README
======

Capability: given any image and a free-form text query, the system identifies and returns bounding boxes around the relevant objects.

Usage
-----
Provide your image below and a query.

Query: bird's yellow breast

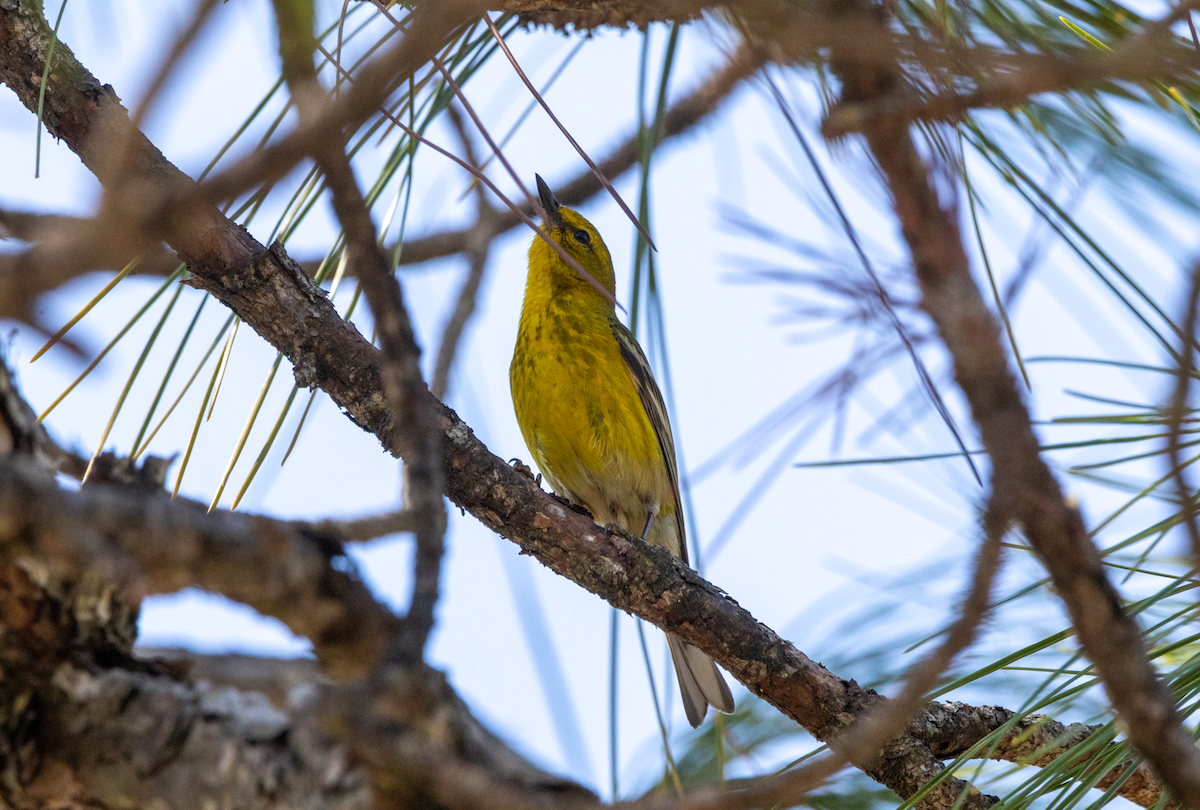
[511,297,670,535]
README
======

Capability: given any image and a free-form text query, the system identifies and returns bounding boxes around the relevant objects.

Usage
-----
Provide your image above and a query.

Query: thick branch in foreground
[0,454,398,681]
[30,662,369,810]
[0,611,585,810]
[0,352,593,810]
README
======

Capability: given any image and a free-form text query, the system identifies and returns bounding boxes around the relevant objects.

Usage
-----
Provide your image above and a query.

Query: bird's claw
[508,457,541,486]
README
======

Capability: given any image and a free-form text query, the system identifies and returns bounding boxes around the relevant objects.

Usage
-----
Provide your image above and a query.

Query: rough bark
[0,355,593,810]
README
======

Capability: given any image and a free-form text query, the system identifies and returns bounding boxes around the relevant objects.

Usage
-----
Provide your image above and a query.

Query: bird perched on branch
[510,174,735,728]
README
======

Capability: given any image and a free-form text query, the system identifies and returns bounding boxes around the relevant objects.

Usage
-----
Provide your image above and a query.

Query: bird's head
[529,174,617,301]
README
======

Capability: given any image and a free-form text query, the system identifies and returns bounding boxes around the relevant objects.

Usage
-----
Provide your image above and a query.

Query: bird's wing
[610,318,688,565]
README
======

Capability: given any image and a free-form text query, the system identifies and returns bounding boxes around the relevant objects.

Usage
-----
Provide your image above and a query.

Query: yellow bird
[510,175,735,728]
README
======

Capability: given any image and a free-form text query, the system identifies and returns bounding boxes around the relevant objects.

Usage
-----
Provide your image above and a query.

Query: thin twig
[128,0,223,132]
[431,105,495,400]
[368,0,539,210]
[194,0,490,211]
[309,509,420,542]
[458,38,586,202]
[394,41,762,266]
[431,227,491,401]
[95,0,223,267]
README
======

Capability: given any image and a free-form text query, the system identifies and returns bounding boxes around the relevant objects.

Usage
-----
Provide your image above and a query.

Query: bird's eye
[573,228,591,246]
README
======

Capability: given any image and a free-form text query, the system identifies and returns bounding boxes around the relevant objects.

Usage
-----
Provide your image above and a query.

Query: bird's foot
[508,458,542,487]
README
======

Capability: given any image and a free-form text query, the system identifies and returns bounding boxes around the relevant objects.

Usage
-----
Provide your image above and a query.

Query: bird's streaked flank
[510,174,734,728]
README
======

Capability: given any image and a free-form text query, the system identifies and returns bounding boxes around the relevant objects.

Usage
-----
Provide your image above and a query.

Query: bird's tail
[666,634,735,728]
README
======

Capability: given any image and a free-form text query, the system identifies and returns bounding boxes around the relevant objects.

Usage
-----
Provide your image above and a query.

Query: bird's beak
[535,174,562,229]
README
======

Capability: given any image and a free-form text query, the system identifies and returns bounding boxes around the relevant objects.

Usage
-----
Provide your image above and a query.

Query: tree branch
[431,103,497,400]
[27,661,369,810]
[0,453,398,680]
[916,702,1170,809]
[821,0,1200,136]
